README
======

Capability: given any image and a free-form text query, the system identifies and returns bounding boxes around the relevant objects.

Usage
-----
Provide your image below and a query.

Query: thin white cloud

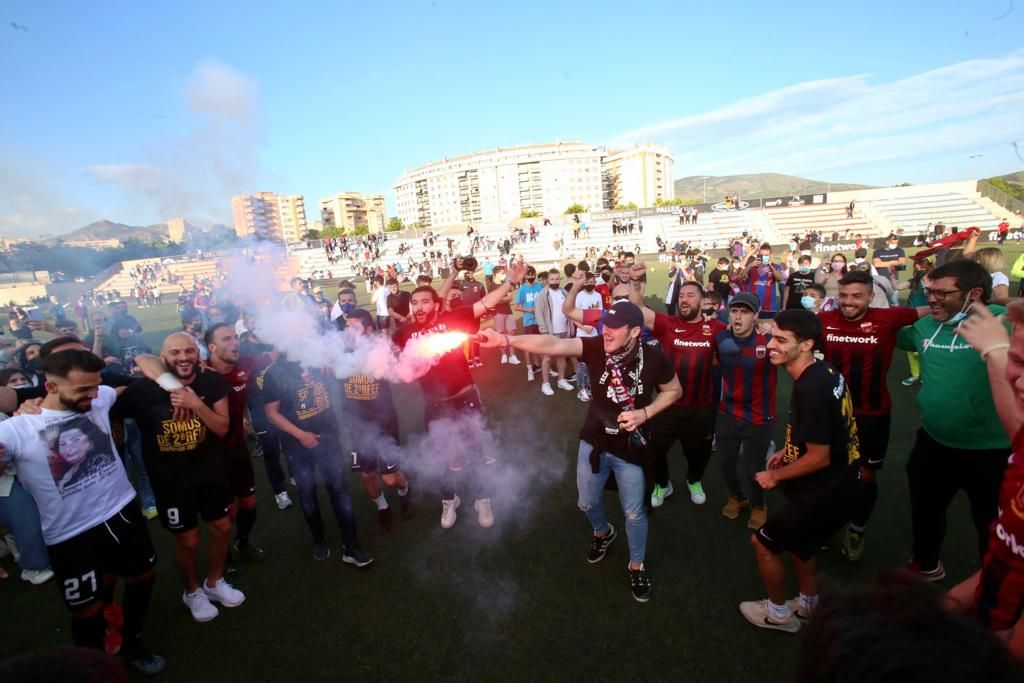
[614,49,1024,178]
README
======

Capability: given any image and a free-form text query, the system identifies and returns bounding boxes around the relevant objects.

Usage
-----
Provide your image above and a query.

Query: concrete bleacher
[765,202,878,242]
[862,192,1002,234]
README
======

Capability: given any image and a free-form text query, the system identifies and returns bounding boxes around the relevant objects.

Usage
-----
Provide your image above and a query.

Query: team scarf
[604,337,647,447]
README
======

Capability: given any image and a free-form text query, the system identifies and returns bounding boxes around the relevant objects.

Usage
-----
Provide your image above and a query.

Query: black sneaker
[378,506,393,533]
[341,547,375,568]
[224,551,242,576]
[121,641,167,676]
[312,542,331,561]
[233,540,266,561]
[586,524,617,564]
[628,563,651,603]
[399,488,414,520]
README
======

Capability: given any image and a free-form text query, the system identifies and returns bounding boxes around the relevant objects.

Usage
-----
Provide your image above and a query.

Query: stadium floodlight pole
[700,176,709,203]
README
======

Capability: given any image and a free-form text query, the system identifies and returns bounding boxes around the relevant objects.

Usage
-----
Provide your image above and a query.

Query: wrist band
[156,372,184,391]
[981,343,1010,360]
[642,407,649,421]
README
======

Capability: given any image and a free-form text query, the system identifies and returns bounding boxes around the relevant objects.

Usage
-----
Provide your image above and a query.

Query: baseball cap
[599,301,644,329]
[729,292,761,313]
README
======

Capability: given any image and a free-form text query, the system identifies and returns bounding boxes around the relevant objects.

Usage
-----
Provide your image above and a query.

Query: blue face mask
[340,302,356,314]
[800,295,817,310]
[799,266,810,274]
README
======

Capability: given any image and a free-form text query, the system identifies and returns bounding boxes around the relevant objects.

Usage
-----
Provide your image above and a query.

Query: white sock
[798,593,818,611]
[372,494,388,510]
[397,486,409,497]
[768,600,790,620]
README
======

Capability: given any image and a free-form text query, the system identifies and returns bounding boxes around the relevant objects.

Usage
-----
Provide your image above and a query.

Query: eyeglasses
[923,287,962,301]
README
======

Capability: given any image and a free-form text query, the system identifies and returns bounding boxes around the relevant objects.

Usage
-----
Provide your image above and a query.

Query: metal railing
[978,180,1024,216]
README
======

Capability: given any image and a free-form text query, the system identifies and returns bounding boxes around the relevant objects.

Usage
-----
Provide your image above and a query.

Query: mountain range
[55,220,171,244]
[673,173,874,201]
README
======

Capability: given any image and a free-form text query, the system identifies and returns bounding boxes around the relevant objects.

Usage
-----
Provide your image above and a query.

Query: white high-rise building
[393,142,674,228]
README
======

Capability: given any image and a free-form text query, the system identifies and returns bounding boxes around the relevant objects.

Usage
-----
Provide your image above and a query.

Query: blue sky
[2,1,1023,236]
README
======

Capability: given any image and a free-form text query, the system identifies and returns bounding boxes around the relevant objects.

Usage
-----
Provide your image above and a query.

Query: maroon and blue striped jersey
[716,330,776,425]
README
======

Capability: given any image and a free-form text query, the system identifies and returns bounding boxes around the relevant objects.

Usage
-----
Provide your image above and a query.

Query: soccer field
[0,259,1000,681]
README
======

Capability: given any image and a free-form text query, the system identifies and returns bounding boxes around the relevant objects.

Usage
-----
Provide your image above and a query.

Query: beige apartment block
[320,192,387,234]
[231,192,307,243]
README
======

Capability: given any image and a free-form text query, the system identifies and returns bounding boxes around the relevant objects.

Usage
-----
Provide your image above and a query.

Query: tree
[303,229,320,240]
[564,203,585,215]
[520,210,540,218]
[655,197,697,207]
[386,217,404,232]
[613,202,638,210]
[352,224,369,236]
[319,227,346,238]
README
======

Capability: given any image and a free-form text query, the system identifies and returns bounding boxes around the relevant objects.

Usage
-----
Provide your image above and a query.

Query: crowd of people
[3,225,1024,679]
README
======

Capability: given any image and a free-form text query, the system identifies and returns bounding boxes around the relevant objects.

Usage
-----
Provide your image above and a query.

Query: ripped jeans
[576,440,647,564]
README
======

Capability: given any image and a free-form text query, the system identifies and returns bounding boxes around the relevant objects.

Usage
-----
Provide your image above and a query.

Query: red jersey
[392,306,477,402]
[976,429,1024,632]
[652,312,724,408]
[819,307,919,416]
[219,354,271,448]
[594,283,612,310]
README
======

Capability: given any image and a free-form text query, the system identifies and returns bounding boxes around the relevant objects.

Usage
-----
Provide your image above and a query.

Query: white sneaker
[541,383,554,396]
[549,369,559,378]
[203,578,245,608]
[577,388,592,402]
[527,367,535,382]
[687,481,707,505]
[20,568,54,585]
[501,354,508,364]
[474,499,494,528]
[507,355,521,365]
[441,495,461,529]
[274,491,293,510]
[651,482,674,508]
[183,588,220,623]
[557,379,574,391]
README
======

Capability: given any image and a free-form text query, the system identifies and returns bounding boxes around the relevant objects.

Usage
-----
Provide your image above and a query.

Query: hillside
[674,173,874,201]
[56,220,169,244]
[989,170,1024,200]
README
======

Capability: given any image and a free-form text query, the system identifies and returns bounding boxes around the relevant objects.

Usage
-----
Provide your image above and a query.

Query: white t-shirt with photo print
[0,385,136,545]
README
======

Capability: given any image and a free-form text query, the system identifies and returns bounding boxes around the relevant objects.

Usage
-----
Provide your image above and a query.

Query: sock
[121,576,155,650]
[798,593,819,612]
[849,523,867,534]
[236,507,257,544]
[70,613,106,649]
[768,600,790,620]
[853,479,879,529]
[372,494,389,510]
[397,486,409,497]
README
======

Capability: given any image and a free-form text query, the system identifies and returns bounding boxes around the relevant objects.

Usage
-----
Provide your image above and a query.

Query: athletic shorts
[354,420,402,475]
[424,386,483,424]
[224,444,257,499]
[47,501,156,612]
[148,459,232,534]
[523,324,540,335]
[756,479,862,561]
[854,412,891,470]
[494,313,517,335]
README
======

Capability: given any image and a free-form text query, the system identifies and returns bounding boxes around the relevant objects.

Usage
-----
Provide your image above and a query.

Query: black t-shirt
[708,267,732,299]
[579,336,675,463]
[872,247,906,279]
[262,361,338,437]
[487,281,512,314]
[785,271,816,309]
[114,369,230,469]
[455,279,485,306]
[780,361,861,503]
[341,373,398,432]
[392,307,477,402]
[387,291,411,317]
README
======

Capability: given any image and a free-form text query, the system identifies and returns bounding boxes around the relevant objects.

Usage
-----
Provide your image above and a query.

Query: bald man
[114,332,245,623]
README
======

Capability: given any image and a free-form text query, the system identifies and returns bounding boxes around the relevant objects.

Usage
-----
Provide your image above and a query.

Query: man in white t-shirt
[0,349,165,674]
[371,275,390,331]
[573,271,603,401]
[534,269,575,396]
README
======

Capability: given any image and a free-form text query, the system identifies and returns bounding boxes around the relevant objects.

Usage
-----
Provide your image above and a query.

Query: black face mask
[26,357,43,373]
[584,285,596,292]
[526,277,536,283]
[549,283,560,290]
[702,308,717,317]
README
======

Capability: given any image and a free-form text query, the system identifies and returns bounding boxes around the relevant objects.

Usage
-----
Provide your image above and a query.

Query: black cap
[599,301,644,329]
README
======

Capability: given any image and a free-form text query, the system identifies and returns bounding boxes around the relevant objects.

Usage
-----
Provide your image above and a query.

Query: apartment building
[230,192,308,243]
[320,192,387,234]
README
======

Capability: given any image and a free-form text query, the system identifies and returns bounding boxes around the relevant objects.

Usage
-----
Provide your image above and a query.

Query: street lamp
[969,154,984,180]
[699,176,710,203]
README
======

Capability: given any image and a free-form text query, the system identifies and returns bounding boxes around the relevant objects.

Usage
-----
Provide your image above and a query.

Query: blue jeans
[0,479,50,570]
[575,361,591,392]
[576,441,648,564]
[283,436,357,550]
[123,420,156,511]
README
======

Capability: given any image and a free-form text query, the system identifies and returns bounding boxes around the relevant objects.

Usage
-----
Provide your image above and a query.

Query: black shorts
[148,458,232,534]
[424,386,483,424]
[47,501,156,612]
[756,479,862,561]
[224,444,257,499]
[523,324,540,335]
[854,412,891,470]
[353,420,402,475]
